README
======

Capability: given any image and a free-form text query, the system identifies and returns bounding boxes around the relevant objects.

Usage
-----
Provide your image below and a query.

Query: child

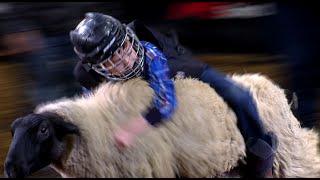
[70,12,278,177]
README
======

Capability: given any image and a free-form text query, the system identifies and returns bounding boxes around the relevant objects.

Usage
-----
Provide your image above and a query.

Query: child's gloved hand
[114,115,151,150]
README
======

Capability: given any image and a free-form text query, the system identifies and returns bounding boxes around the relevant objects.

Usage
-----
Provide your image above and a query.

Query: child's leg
[200,66,265,139]
[200,65,278,177]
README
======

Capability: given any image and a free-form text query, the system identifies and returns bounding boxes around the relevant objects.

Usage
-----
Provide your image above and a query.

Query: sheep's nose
[4,160,14,178]
[4,159,26,178]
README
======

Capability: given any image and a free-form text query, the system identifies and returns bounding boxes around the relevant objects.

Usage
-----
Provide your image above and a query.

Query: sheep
[4,73,320,178]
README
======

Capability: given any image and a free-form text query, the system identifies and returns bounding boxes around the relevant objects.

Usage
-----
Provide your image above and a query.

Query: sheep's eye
[38,125,49,141]
[40,127,47,134]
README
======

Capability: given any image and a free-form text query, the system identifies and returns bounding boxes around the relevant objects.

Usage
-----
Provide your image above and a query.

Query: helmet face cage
[90,26,144,81]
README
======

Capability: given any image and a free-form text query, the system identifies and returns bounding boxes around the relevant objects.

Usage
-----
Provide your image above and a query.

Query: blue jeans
[200,66,266,141]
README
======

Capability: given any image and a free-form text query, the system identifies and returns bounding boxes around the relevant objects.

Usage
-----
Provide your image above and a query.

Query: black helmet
[70,12,144,81]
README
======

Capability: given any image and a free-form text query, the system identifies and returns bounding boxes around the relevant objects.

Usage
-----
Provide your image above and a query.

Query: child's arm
[114,42,177,149]
[143,51,177,126]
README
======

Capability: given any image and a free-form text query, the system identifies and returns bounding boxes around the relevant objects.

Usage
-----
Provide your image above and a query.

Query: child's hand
[114,128,135,149]
[114,116,151,150]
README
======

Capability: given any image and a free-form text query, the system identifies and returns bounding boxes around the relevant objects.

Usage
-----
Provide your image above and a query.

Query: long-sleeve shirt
[140,41,177,126]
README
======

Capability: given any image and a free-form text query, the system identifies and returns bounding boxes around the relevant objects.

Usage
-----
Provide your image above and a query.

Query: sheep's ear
[52,118,80,137]
[42,112,80,139]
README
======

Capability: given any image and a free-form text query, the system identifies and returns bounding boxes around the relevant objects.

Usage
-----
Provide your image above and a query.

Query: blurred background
[0,2,319,177]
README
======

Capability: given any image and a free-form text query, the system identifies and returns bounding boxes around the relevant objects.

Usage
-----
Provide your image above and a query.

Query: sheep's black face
[4,112,79,178]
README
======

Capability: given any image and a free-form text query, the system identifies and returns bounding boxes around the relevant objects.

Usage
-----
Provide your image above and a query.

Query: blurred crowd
[0,2,319,128]
[0,2,128,104]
